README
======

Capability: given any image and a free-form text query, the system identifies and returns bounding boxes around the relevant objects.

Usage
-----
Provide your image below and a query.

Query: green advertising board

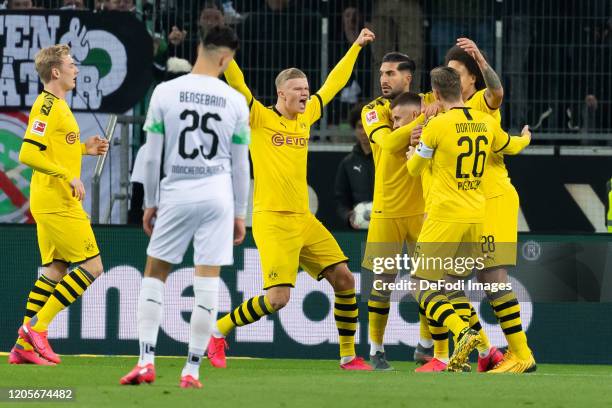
[1,225,611,364]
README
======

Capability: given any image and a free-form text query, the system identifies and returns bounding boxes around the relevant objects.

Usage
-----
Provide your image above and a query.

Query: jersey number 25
[179,109,221,160]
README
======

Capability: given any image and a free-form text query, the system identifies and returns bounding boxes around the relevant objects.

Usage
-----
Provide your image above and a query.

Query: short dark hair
[430,66,462,101]
[444,45,485,90]
[349,102,365,128]
[199,25,239,51]
[390,92,421,110]
[382,52,416,74]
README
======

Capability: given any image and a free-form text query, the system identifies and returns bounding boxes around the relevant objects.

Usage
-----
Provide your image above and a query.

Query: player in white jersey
[120,26,250,389]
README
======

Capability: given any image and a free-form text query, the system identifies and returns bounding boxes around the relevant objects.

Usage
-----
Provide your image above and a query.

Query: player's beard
[385,87,403,100]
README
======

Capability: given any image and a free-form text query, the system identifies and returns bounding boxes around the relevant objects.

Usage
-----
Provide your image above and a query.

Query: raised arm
[316,28,375,106]
[457,37,504,109]
[224,59,255,107]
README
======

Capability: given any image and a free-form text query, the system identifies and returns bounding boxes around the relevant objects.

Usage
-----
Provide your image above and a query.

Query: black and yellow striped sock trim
[489,291,523,335]
[418,288,466,336]
[335,289,358,336]
[469,306,482,332]
[447,290,472,323]
[419,307,433,342]
[335,289,357,358]
[24,275,58,320]
[368,287,391,313]
[426,317,449,341]
[50,266,95,308]
[228,295,273,327]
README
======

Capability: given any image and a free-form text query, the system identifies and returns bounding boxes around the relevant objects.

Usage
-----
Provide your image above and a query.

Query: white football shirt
[143,73,250,207]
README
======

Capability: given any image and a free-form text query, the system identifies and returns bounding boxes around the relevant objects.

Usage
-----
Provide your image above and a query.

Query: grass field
[1,355,611,408]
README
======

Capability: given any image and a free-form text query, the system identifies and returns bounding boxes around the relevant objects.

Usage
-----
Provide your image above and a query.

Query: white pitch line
[529,373,612,378]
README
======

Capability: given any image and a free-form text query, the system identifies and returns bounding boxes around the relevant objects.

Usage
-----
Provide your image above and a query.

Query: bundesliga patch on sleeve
[30,120,47,136]
[365,110,379,125]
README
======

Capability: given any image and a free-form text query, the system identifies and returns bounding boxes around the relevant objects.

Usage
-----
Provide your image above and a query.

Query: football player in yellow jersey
[360,53,438,370]
[406,66,530,372]
[389,93,450,371]
[410,40,505,372]
[9,45,109,366]
[445,40,536,373]
[409,39,535,373]
[206,28,376,371]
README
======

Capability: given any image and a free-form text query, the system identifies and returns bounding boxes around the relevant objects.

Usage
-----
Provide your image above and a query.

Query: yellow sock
[447,290,471,323]
[367,292,390,346]
[469,305,491,354]
[418,307,433,343]
[335,289,358,358]
[16,275,58,350]
[418,288,467,338]
[488,290,531,360]
[428,318,449,360]
[32,267,94,331]
[216,295,273,336]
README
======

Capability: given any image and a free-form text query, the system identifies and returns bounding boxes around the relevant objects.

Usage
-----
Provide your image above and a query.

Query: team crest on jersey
[30,120,47,136]
[365,110,379,125]
[40,94,55,116]
[84,238,95,252]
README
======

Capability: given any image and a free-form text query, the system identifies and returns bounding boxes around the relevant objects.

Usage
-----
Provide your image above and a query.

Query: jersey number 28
[179,109,221,160]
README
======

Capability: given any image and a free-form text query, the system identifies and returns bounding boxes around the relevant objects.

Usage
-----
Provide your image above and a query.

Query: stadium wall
[1,225,611,364]
[308,150,612,233]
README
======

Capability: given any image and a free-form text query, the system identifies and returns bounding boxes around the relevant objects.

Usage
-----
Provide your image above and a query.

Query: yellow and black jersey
[224,43,364,213]
[20,90,85,214]
[361,92,434,219]
[407,107,528,223]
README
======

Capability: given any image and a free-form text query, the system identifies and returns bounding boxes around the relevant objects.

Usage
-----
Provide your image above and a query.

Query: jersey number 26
[456,135,488,179]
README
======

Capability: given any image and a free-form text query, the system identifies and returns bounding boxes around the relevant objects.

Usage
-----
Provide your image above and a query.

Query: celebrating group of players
[361,38,535,373]
[9,22,534,388]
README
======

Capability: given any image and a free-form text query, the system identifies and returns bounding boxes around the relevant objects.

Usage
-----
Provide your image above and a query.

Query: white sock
[182,347,205,379]
[190,276,220,363]
[419,338,434,348]
[369,340,384,355]
[340,356,355,365]
[137,277,165,366]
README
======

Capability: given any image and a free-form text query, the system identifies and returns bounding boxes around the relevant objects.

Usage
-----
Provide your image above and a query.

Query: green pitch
[0,356,610,408]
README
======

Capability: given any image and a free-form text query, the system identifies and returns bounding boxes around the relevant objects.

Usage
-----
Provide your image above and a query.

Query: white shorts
[147,199,234,265]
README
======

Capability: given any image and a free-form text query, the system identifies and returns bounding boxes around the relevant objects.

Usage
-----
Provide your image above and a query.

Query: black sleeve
[334,159,354,226]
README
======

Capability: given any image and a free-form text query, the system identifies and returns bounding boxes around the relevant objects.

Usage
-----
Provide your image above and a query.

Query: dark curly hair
[444,45,485,91]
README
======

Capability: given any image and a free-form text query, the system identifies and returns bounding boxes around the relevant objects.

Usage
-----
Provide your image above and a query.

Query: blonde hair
[275,68,306,89]
[35,44,71,83]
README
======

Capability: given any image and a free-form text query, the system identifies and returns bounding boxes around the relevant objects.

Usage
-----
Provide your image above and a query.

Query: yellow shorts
[362,215,424,271]
[413,219,482,281]
[252,211,348,289]
[34,211,100,266]
[482,188,519,268]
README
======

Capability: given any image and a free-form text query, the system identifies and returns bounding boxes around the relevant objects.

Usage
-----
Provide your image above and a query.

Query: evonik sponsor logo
[271,133,307,147]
